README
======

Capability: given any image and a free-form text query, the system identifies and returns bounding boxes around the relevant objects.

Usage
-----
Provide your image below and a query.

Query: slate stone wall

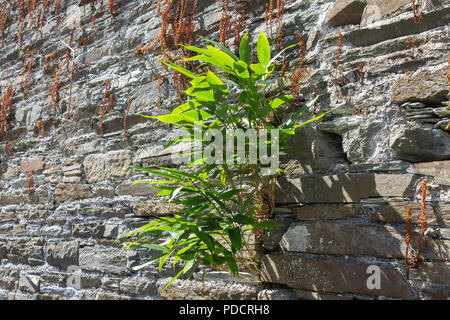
[0,0,448,300]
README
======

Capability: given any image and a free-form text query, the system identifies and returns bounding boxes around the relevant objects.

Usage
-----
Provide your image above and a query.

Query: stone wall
[0,0,449,300]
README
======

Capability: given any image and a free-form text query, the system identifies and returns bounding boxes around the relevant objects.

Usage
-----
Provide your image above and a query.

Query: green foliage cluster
[119,31,325,288]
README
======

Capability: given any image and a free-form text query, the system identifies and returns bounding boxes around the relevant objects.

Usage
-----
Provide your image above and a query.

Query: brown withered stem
[22,52,35,98]
[51,61,62,111]
[40,0,50,28]
[109,93,115,113]
[233,0,246,48]
[21,47,30,77]
[26,0,37,32]
[6,141,14,157]
[37,119,45,136]
[290,31,306,96]
[275,0,287,72]
[157,75,162,106]
[0,9,7,47]
[415,179,427,260]
[405,205,412,265]
[406,36,416,59]
[406,178,428,268]
[108,0,118,18]
[136,0,198,99]
[123,98,133,141]
[219,0,231,46]
[66,19,76,71]
[447,55,450,110]
[43,51,56,74]
[359,62,365,85]
[55,0,60,33]
[334,32,343,86]
[0,86,16,141]
[99,79,110,136]
[27,169,35,196]
[264,0,274,38]
[411,0,422,23]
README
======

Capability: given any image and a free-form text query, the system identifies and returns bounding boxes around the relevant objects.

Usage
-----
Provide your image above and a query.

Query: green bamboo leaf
[163,269,184,290]
[233,60,249,79]
[224,254,238,275]
[197,36,239,61]
[250,63,266,76]
[239,32,251,65]
[270,95,293,109]
[257,31,270,66]
[227,227,243,253]
[160,59,197,79]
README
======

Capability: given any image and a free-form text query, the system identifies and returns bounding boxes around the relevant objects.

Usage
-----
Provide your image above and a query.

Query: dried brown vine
[290,31,306,95]
[99,78,110,136]
[416,179,428,259]
[123,98,133,141]
[6,141,14,157]
[27,169,35,196]
[0,86,16,141]
[334,32,343,86]
[219,0,231,46]
[0,9,7,46]
[51,61,62,111]
[447,55,450,110]
[37,118,45,136]
[108,0,118,18]
[406,36,416,59]
[411,0,423,23]
[359,62,365,85]
[405,179,429,268]
[405,205,412,264]
[66,19,76,71]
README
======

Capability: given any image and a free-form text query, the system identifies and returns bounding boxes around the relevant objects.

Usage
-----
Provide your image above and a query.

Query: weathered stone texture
[277,221,449,260]
[83,150,132,183]
[276,174,419,204]
[0,0,449,301]
[261,254,415,299]
[45,241,79,269]
[326,0,367,27]
[54,184,92,203]
[79,247,134,275]
[391,65,449,105]
[360,0,410,27]
[132,201,183,217]
[19,157,45,173]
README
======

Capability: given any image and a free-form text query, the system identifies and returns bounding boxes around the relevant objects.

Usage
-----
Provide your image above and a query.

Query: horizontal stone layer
[261,254,415,298]
[277,221,449,260]
[275,173,420,204]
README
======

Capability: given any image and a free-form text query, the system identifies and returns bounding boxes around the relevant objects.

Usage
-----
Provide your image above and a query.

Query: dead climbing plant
[107,0,118,18]
[406,36,416,59]
[27,169,35,196]
[290,31,306,96]
[447,55,450,110]
[219,0,231,46]
[136,0,199,101]
[123,98,133,142]
[0,86,16,142]
[98,78,110,136]
[334,32,343,87]
[37,118,45,136]
[359,62,365,85]
[404,179,428,268]
[264,0,274,38]
[411,0,423,23]
[51,61,62,111]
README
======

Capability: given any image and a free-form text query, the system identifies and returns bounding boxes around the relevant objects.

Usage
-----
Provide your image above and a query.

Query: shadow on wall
[264,130,449,299]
